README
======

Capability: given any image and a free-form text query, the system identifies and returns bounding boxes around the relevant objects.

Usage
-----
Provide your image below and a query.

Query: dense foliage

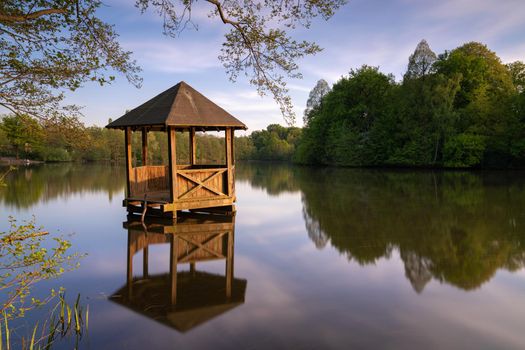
[0,114,255,163]
[0,115,120,162]
[296,41,525,168]
[0,116,300,163]
[237,124,302,161]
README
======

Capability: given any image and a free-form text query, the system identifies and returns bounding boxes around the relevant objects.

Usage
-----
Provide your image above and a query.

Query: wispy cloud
[124,39,222,73]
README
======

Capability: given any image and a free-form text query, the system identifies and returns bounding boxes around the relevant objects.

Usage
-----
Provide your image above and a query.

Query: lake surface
[1,162,525,349]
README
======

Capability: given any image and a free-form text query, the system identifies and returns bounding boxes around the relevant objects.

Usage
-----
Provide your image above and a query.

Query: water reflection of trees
[239,162,525,292]
[0,163,125,208]
[236,161,300,195]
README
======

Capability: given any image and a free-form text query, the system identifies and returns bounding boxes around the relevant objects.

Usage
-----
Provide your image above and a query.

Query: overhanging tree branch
[0,8,67,22]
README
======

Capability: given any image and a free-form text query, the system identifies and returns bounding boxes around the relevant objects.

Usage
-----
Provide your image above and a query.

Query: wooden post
[167,127,178,217]
[231,129,235,165]
[170,234,178,305]
[225,128,233,196]
[231,129,235,198]
[190,262,196,275]
[143,246,149,278]
[141,128,148,166]
[225,229,234,299]
[126,231,133,299]
[125,127,132,197]
[189,127,196,165]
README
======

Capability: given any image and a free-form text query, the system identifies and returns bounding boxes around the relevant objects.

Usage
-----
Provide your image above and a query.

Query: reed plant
[0,292,88,350]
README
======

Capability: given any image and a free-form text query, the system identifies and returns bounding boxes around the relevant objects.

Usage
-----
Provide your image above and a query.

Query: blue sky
[66,0,525,132]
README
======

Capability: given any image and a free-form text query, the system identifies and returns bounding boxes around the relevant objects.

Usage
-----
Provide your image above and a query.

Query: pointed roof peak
[106,82,247,130]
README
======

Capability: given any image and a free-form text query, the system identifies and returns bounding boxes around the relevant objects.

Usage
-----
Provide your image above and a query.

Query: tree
[304,79,331,126]
[248,124,301,160]
[1,1,347,124]
[507,61,525,93]
[506,61,525,164]
[435,42,515,166]
[404,39,437,80]
[137,0,346,124]
[296,66,395,165]
[435,42,514,112]
[0,0,141,120]
[0,125,8,153]
[41,115,90,158]
[392,73,460,166]
[0,114,44,159]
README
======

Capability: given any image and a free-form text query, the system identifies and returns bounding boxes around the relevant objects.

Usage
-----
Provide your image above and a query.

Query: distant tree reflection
[0,163,125,208]
[239,162,525,292]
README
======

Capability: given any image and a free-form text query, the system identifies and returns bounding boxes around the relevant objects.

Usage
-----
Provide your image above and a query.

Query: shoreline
[0,157,45,166]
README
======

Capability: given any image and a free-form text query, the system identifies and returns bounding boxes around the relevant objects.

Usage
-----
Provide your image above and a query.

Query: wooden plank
[189,127,196,165]
[177,167,227,173]
[141,128,148,166]
[177,195,230,203]
[167,127,178,205]
[143,246,149,278]
[125,127,132,197]
[176,197,234,210]
[190,205,236,216]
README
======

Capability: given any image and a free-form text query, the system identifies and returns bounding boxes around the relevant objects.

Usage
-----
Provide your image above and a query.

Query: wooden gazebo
[110,214,247,332]
[106,81,247,219]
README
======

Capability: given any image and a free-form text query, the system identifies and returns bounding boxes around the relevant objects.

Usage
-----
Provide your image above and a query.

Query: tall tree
[507,61,525,93]
[0,114,44,159]
[404,39,437,80]
[296,66,395,166]
[304,79,331,126]
[435,42,515,166]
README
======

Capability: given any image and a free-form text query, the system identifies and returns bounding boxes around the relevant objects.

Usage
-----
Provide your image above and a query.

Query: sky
[64,0,525,132]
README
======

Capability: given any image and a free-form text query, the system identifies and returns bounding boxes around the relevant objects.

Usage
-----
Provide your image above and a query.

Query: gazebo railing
[176,167,228,201]
[129,165,232,202]
[129,165,169,197]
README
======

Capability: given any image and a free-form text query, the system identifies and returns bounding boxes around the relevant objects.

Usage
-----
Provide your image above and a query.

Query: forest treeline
[0,115,235,164]
[297,41,525,168]
[0,110,301,163]
[1,41,523,168]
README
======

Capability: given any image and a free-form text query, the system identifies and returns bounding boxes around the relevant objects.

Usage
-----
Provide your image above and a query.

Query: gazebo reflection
[110,213,247,332]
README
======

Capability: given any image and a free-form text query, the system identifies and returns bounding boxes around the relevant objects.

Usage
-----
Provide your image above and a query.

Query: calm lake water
[2,162,525,349]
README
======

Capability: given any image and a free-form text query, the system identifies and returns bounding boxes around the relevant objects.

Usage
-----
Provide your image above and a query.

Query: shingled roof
[106,81,247,130]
